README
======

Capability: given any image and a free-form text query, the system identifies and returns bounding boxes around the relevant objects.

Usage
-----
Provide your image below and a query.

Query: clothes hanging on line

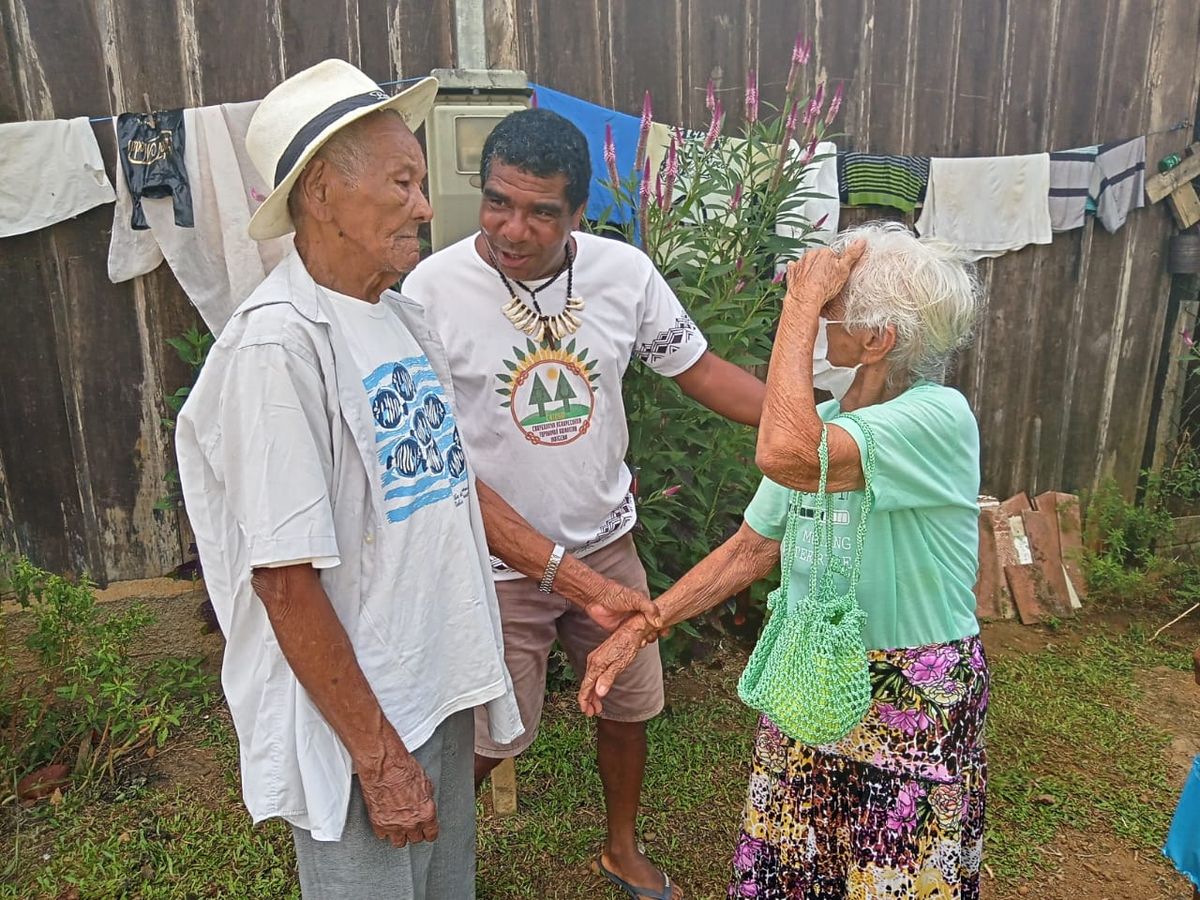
[916,154,1052,259]
[838,152,929,212]
[1090,136,1145,233]
[0,117,116,239]
[1048,145,1099,232]
[108,101,292,335]
[116,110,194,230]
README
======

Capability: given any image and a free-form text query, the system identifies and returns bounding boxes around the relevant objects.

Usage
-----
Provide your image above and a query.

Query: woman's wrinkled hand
[785,240,867,313]
[578,618,655,717]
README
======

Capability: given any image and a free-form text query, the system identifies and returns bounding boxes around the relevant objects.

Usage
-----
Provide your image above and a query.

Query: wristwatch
[538,543,566,593]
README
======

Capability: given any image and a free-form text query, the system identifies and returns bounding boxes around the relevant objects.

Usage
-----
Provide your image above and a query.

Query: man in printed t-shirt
[403,108,766,899]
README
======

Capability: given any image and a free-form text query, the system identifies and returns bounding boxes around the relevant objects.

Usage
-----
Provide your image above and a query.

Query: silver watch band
[538,543,566,593]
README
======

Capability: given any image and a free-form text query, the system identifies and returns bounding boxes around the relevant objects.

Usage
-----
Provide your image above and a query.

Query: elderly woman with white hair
[579,222,987,898]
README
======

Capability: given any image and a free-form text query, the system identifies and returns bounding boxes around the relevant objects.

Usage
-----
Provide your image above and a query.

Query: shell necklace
[486,237,585,348]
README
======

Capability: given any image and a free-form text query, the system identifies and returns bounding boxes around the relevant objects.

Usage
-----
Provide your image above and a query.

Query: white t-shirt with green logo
[403,231,707,578]
[744,383,981,650]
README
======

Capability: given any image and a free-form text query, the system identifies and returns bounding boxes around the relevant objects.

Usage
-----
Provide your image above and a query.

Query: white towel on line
[0,117,116,238]
[916,154,1052,259]
[107,101,291,336]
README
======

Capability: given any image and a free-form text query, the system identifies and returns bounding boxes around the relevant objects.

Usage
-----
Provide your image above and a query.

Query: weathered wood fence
[1,0,1198,581]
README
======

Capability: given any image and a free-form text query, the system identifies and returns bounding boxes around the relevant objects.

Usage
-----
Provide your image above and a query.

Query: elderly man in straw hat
[175,60,659,899]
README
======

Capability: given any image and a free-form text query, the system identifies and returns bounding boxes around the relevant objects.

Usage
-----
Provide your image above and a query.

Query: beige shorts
[475,534,665,758]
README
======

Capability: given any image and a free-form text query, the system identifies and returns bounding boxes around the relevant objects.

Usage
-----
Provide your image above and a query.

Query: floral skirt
[728,635,989,899]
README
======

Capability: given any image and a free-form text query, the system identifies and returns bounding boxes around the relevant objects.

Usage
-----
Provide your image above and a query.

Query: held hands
[578,617,657,717]
[584,579,662,634]
[356,738,439,848]
[784,240,867,315]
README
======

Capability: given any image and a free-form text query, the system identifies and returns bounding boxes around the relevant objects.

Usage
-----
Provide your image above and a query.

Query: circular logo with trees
[496,339,599,446]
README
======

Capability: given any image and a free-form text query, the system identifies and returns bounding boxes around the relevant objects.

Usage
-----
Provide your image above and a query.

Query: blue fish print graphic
[365,356,468,523]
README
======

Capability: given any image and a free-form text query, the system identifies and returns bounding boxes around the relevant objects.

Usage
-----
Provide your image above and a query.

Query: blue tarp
[531,83,643,224]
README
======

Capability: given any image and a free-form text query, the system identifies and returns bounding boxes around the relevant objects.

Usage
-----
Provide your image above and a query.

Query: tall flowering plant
[596,37,844,647]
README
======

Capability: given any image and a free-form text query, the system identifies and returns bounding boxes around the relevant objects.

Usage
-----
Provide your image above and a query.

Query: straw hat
[246,59,437,240]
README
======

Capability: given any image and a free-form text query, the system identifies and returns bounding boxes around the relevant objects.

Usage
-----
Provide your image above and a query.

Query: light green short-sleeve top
[743,383,981,651]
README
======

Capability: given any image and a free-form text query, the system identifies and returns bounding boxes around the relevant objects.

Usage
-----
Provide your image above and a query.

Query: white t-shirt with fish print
[323,287,472,523]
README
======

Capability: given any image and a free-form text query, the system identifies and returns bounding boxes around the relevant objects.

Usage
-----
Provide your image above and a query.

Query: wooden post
[491,757,518,816]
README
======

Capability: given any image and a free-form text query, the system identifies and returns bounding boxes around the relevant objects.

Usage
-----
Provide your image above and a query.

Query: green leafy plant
[1080,476,1195,607]
[156,325,213,512]
[0,556,214,796]
[597,38,836,663]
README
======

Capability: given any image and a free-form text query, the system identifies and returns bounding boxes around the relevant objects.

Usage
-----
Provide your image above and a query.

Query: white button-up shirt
[176,251,522,841]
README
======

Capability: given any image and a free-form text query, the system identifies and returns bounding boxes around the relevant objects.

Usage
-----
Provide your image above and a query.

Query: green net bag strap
[804,411,879,603]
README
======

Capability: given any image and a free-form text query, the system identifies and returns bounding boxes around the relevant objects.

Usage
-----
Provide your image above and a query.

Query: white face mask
[812,317,861,401]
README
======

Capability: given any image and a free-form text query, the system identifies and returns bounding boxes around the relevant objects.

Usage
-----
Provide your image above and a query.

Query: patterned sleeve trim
[635,314,703,367]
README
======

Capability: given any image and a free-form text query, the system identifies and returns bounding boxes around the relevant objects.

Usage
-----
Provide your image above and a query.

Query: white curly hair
[829,221,983,389]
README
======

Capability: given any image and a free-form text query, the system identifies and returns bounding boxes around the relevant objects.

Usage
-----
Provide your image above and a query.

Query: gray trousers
[291,710,475,900]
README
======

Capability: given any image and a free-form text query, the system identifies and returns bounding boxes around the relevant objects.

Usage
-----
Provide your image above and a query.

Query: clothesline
[84,75,430,124]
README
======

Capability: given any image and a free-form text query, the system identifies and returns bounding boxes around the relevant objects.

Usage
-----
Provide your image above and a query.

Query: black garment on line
[116,110,193,230]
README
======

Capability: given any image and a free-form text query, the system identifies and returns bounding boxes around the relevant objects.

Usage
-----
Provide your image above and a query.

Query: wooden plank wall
[0,0,1197,580]
[503,0,1200,499]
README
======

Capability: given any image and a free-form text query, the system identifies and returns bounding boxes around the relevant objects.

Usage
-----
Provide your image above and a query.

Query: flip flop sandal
[594,855,675,900]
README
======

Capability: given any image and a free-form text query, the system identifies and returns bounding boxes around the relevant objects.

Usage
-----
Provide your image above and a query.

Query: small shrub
[0,556,214,796]
[1080,477,1199,608]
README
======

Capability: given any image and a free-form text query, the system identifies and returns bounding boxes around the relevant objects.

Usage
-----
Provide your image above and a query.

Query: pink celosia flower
[826,82,844,126]
[799,136,819,166]
[796,35,812,67]
[634,90,653,170]
[729,182,744,210]
[638,156,652,251]
[603,123,619,189]
[785,33,811,97]
[663,484,682,497]
[663,133,679,205]
[704,99,723,150]
[745,69,759,126]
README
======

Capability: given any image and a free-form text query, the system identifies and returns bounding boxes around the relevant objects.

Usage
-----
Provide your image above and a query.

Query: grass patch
[984,625,1188,882]
[0,623,1190,898]
[476,671,757,898]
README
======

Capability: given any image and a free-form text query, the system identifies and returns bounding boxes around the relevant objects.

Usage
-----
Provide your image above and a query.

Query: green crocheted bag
[737,413,877,744]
